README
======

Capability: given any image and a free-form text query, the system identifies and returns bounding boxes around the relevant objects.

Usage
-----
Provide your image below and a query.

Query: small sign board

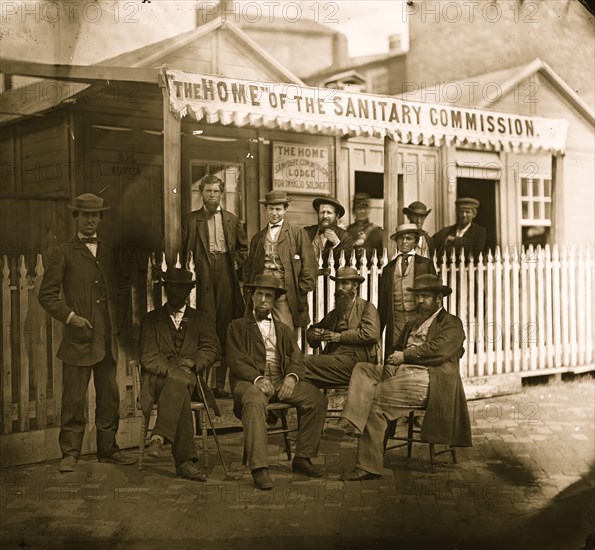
[272,141,331,195]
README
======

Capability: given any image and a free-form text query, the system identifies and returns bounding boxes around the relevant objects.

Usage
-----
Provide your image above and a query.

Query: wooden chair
[383,408,457,474]
[323,386,349,420]
[133,361,210,470]
[241,402,297,465]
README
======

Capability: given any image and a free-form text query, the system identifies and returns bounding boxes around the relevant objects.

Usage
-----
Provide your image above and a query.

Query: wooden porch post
[384,136,399,258]
[162,84,182,264]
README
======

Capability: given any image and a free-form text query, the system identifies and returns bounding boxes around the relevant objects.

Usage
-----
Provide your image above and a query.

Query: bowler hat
[244,274,287,297]
[403,201,431,217]
[352,193,370,209]
[455,197,480,210]
[162,268,196,286]
[390,223,421,241]
[260,190,292,205]
[330,266,365,284]
[312,197,345,218]
[406,274,452,296]
[68,193,111,212]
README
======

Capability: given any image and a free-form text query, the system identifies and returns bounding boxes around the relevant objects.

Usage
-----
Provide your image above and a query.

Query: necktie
[80,237,99,243]
[270,224,280,229]
[401,255,409,272]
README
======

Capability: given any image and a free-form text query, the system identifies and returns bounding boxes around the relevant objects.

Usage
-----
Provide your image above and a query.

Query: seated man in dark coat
[432,197,487,260]
[331,274,472,481]
[139,268,220,481]
[304,197,354,272]
[227,274,328,490]
[305,267,380,388]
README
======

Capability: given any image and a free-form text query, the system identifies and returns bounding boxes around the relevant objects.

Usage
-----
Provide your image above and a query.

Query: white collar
[168,304,187,316]
[398,250,416,257]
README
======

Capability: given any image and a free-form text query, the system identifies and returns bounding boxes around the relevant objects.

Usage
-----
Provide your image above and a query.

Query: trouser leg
[153,372,196,445]
[304,352,357,388]
[238,382,270,471]
[340,362,384,433]
[170,389,198,466]
[92,353,121,457]
[59,363,92,458]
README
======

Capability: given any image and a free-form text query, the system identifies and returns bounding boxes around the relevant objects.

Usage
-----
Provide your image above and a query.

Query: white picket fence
[1,244,593,435]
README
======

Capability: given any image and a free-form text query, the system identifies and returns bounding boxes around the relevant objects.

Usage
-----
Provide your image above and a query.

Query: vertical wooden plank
[160,252,167,307]
[576,247,586,366]
[162,82,182,264]
[467,255,476,377]
[560,246,570,367]
[327,253,336,315]
[520,246,529,372]
[146,254,155,313]
[502,247,512,375]
[527,246,538,371]
[33,255,48,428]
[458,251,468,379]
[315,252,324,323]
[551,246,562,369]
[383,137,399,259]
[360,253,369,301]
[448,250,458,316]
[187,251,197,310]
[536,247,547,370]
[585,247,593,365]
[1,257,13,434]
[494,247,503,375]
[511,247,521,373]
[17,256,30,432]
[485,250,494,376]
[543,245,554,370]
[568,245,578,367]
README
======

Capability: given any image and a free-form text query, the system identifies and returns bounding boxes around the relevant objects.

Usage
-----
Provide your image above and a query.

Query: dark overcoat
[38,237,128,366]
[304,224,354,268]
[181,207,247,317]
[432,222,487,260]
[391,309,473,447]
[243,221,317,327]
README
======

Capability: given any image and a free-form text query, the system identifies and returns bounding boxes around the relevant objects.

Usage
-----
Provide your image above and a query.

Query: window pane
[521,178,529,196]
[544,202,551,220]
[522,201,530,219]
[544,179,551,197]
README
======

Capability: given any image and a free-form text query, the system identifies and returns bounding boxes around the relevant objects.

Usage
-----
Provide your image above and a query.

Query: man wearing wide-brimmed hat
[227,274,327,490]
[347,193,384,266]
[378,224,436,352]
[304,196,354,271]
[332,274,472,481]
[39,193,134,472]
[432,197,487,260]
[304,266,380,387]
[139,268,220,481]
[403,201,434,259]
[244,190,317,330]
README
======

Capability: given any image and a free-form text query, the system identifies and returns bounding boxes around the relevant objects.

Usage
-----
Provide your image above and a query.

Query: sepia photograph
[0,1,594,548]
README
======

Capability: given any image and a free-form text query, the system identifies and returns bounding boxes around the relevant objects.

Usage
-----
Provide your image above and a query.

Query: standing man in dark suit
[227,275,327,490]
[347,193,384,266]
[304,197,354,272]
[38,193,135,472]
[403,201,435,259]
[139,268,219,481]
[378,224,437,352]
[244,190,317,331]
[432,197,487,260]
[182,175,248,399]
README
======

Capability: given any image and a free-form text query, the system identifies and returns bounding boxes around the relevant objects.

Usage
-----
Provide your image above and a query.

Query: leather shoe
[59,456,78,473]
[341,468,381,482]
[325,418,361,439]
[176,461,207,481]
[213,388,232,399]
[147,438,163,459]
[252,468,273,490]
[98,451,136,466]
[292,457,324,478]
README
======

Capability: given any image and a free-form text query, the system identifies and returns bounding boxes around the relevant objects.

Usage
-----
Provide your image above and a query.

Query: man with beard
[403,201,434,259]
[304,267,380,388]
[378,223,436,353]
[182,175,248,399]
[329,274,472,480]
[304,197,354,272]
[347,193,384,266]
[139,268,219,481]
[227,274,327,490]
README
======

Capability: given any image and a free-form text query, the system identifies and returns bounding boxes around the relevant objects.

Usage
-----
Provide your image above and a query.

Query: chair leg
[406,411,415,458]
[429,443,435,474]
[138,414,148,471]
[201,409,209,468]
[280,410,292,461]
[242,446,247,466]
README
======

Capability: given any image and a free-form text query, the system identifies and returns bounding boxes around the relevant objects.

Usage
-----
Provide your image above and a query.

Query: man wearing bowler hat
[244,190,317,331]
[331,274,472,481]
[139,268,220,481]
[432,197,487,260]
[227,274,327,490]
[304,266,380,388]
[403,201,435,259]
[304,197,354,271]
[347,193,384,265]
[38,193,135,472]
[378,223,436,351]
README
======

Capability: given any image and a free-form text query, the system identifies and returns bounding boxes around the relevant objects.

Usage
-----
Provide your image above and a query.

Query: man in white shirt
[227,274,327,490]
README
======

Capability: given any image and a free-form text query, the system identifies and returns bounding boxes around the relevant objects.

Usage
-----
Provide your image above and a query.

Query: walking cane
[194,374,243,481]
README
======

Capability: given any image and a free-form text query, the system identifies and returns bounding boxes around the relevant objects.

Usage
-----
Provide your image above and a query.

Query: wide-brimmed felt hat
[330,266,365,284]
[244,274,287,297]
[390,223,421,241]
[406,274,452,296]
[259,190,292,205]
[352,193,370,209]
[403,201,431,217]
[68,193,111,212]
[455,197,480,210]
[162,268,196,286]
[312,197,345,218]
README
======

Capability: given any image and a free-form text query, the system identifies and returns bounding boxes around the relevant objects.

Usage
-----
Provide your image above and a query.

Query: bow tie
[80,237,99,243]
[259,316,272,322]
[270,224,281,229]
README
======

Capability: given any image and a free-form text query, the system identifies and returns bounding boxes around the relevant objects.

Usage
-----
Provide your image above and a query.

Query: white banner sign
[164,69,568,153]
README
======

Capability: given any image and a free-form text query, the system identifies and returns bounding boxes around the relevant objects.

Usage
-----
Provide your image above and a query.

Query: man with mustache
[403,201,435,259]
[304,197,354,272]
[304,267,381,388]
[328,274,472,481]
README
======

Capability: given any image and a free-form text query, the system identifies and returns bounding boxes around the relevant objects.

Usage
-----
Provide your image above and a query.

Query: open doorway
[457,177,498,252]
